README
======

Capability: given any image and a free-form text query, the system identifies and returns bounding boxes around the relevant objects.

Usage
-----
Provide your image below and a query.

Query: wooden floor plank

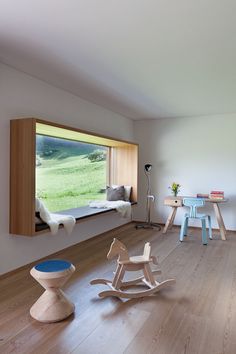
[72,306,150,354]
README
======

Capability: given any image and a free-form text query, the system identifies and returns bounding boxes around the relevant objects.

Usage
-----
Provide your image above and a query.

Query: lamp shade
[144,164,152,172]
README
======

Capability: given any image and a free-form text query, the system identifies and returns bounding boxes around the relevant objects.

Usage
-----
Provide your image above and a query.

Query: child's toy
[90,238,175,299]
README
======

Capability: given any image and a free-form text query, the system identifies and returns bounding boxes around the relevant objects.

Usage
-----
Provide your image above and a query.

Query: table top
[165,196,228,203]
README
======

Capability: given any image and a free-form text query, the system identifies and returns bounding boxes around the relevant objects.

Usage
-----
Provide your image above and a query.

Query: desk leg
[163,207,178,234]
[213,203,227,241]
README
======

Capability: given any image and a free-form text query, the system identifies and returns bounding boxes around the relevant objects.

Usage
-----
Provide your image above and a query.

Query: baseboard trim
[132,220,236,233]
[0,221,132,280]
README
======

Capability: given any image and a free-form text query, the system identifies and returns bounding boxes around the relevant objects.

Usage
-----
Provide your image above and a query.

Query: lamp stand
[135,168,161,231]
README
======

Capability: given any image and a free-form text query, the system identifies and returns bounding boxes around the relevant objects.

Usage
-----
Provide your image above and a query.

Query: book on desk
[196,193,209,199]
[209,191,224,200]
[196,191,225,200]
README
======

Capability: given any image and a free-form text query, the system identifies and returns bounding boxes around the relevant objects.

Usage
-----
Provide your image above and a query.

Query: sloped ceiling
[0,0,236,119]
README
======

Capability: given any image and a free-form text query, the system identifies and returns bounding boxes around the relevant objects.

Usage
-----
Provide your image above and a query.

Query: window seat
[35,203,137,232]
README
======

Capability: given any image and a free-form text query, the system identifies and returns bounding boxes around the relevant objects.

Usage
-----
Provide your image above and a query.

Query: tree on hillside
[88,149,106,162]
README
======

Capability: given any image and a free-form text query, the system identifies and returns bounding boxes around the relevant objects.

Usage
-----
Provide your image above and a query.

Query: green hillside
[36,135,107,212]
[36,154,107,212]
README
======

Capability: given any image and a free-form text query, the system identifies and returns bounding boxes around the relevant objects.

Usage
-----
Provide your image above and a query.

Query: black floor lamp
[135,164,161,230]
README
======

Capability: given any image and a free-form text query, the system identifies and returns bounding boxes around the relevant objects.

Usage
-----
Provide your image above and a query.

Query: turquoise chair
[179,198,212,245]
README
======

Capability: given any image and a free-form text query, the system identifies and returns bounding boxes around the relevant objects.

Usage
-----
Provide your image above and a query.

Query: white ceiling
[1,0,236,120]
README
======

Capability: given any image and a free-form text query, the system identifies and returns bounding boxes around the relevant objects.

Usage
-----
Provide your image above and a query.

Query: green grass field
[36,154,107,212]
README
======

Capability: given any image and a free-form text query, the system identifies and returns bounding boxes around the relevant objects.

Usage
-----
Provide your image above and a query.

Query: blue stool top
[35,259,72,272]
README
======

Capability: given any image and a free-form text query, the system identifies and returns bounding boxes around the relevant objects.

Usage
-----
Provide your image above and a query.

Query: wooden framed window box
[10,118,138,236]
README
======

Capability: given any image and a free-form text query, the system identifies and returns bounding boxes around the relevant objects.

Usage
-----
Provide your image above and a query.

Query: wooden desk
[163,196,228,240]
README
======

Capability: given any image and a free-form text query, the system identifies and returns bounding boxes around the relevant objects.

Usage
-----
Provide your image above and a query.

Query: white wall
[134,115,236,230]
[0,62,134,275]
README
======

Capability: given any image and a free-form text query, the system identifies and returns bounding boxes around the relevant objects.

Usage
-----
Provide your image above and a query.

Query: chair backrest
[183,197,205,218]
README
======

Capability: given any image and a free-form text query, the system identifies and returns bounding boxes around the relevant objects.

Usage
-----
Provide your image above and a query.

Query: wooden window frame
[10,118,138,236]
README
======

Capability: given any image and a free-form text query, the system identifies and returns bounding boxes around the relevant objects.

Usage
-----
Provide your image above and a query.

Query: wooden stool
[30,259,75,323]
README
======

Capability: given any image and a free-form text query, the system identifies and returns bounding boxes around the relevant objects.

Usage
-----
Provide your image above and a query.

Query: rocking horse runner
[90,238,175,299]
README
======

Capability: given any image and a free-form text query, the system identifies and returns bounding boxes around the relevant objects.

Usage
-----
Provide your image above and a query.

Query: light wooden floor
[1,223,236,354]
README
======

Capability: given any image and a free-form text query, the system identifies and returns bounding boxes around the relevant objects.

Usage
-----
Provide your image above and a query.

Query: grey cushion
[106,185,125,201]
[112,185,132,201]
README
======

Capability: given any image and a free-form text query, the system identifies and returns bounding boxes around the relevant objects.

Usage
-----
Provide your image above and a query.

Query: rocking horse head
[107,238,129,262]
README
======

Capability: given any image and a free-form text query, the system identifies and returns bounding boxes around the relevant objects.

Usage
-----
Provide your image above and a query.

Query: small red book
[210,191,224,195]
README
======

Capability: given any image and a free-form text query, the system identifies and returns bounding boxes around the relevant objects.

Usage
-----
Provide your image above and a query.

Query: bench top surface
[35,203,136,232]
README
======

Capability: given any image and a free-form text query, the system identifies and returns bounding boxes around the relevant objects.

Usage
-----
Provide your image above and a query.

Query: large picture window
[10,118,138,236]
[36,134,108,212]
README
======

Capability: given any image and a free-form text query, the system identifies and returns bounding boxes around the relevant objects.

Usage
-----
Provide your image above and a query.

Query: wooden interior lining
[36,121,134,147]
[10,118,36,236]
[111,145,138,201]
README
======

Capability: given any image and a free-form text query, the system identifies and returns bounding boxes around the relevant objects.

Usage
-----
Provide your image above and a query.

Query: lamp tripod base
[135,222,161,231]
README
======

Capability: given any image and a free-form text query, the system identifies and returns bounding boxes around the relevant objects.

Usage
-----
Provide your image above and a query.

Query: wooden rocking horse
[90,238,175,299]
